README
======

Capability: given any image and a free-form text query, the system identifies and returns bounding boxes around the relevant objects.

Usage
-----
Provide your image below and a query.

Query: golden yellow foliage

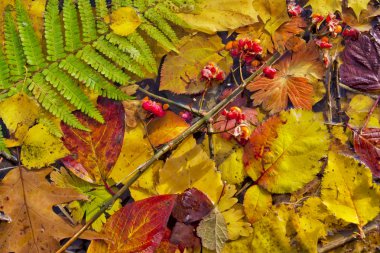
[322,152,380,230]
[21,124,69,169]
[129,161,162,201]
[306,0,342,16]
[104,7,141,37]
[348,0,371,19]
[156,137,223,203]
[346,94,380,128]
[243,185,272,223]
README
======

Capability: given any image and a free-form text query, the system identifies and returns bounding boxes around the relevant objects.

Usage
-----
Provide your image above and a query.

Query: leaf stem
[55,51,282,253]
[138,87,204,116]
[207,122,215,159]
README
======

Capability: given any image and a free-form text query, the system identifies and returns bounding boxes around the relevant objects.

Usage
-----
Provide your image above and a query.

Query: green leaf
[45,0,65,61]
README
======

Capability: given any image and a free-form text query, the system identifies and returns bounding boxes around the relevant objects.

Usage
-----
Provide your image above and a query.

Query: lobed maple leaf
[0,167,99,253]
[247,42,324,114]
[61,97,125,184]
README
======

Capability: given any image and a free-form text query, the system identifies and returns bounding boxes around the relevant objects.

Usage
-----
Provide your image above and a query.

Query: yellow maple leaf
[160,34,232,94]
[306,0,342,16]
[252,0,290,35]
[20,124,70,169]
[247,42,324,114]
[156,137,223,203]
[177,0,258,34]
[109,124,154,184]
[104,7,141,37]
[321,152,380,230]
[0,93,40,147]
[244,109,329,193]
[348,0,371,19]
[243,185,272,223]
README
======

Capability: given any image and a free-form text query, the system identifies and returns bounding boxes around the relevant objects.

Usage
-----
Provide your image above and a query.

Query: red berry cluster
[288,2,303,17]
[222,106,246,124]
[200,62,225,82]
[342,28,359,40]
[315,37,333,49]
[225,38,263,64]
[263,66,277,79]
[141,97,166,117]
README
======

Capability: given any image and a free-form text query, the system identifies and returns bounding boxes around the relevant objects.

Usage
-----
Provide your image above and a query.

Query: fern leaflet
[45,0,66,61]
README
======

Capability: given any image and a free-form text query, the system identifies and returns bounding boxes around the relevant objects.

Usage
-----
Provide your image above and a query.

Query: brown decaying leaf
[89,194,176,253]
[353,128,380,178]
[147,111,189,147]
[170,222,201,250]
[247,42,324,114]
[0,167,99,253]
[61,97,125,184]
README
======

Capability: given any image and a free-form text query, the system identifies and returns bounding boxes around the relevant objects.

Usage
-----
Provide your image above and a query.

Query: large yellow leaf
[104,7,141,36]
[156,137,223,203]
[243,109,329,193]
[251,0,290,35]
[243,185,272,223]
[160,34,232,94]
[321,152,380,229]
[147,111,189,147]
[21,124,70,169]
[177,0,258,34]
[346,94,380,128]
[306,0,342,16]
[247,42,324,114]
[109,124,153,184]
[0,93,40,147]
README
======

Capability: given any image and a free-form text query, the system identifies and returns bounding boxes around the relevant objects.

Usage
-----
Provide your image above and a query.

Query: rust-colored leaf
[61,97,125,184]
[147,111,189,147]
[94,194,176,253]
[0,167,99,253]
[353,128,380,178]
[247,42,324,114]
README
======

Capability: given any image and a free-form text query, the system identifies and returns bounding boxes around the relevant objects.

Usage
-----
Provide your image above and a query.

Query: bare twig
[207,122,215,159]
[338,83,379,99]
[0,151,18,164]
[55,52,282,253]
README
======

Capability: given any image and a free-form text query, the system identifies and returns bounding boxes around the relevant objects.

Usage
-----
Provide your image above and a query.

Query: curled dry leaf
[340,29,380,93]
[243,109,329,193]
[61,97,125,184]
[0,167,99,253]
[353,128,380,178]
[147,111,189,147]
[247,42,324,114]
[89,194,176,253]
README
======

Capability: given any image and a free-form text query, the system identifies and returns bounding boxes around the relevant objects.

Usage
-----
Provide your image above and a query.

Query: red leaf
[103,195,176,253]
[353,128,380,178]
[61,97,125,184]
[172,188,213,224]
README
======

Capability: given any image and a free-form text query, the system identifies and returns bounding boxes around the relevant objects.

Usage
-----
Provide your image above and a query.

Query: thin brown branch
[55,51,282,253]
[207,122,215,160]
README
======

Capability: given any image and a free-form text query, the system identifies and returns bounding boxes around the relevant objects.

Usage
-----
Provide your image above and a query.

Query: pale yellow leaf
[306,0,342,16]
[104,7,141,36]
[348,0,370,19]
[346,94,380,128]
[243,185,272,223]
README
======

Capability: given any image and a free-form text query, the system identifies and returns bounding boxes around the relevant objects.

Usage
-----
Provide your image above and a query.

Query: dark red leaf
[61,97,125,184]
[172,188,213,224]
[170,222,201,250]
[353,128,380,178]
[103,194,176,253]
[340,29,380,93]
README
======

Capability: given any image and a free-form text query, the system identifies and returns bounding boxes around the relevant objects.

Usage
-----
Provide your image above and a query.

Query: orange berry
[321,36,329,43]
[162,104,169,110]
[225,41,234,50]
[334,25,342,34]
[240,126,251,140]
[232,41,239,48]
[230,106,242,114]
[251,60,261,67]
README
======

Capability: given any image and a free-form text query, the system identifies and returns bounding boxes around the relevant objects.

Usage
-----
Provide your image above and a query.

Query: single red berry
[263,66,277,79]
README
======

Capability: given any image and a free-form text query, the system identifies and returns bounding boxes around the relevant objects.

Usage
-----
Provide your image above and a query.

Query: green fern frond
[0,49,11,89]
[45,0,66,61]
[63,0,82,52]
[78,0,98,42]
[77,45,130,85]
[139,22,178,52]
[42,63,104,123]
[133,0,148,10]
[4,6,26,81]
[144,8,178,43]
[156,3,189,28]
[95,0,109,34]
[126,32,157,72]
[59,55,132,100]
[15,0,46,69]
[28,73,88,131]
[38,117,63,138]
[93,38,145,77]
